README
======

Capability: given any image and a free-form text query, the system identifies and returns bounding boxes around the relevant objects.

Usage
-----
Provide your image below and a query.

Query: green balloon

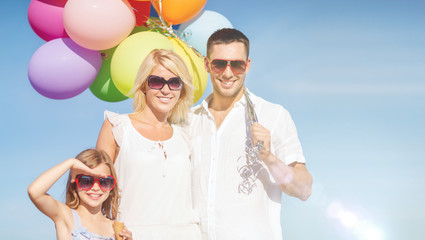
[130,25,149,35]
[90,47,128,102]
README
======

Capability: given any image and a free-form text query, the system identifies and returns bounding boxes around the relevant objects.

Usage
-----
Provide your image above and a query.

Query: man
[188,28,312,240]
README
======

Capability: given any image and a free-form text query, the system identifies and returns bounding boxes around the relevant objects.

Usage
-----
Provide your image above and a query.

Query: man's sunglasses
[208,59,247,74]
[75,175,116,191]
[147,75,183,91]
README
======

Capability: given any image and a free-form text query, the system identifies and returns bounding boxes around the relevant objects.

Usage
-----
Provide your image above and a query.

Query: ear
[140,82,147,94]
[204,57,211,73]
[245,58,252,74]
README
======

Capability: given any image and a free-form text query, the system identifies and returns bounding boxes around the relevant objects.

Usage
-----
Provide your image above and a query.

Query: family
[28,28,313,240]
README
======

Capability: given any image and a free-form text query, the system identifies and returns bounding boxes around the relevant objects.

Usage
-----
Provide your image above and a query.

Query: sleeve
[271,107,306,165]
[104,110,125,147]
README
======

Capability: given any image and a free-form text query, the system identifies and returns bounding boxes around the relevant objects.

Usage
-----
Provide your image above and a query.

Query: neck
[136,106,170,126]
[76,204,104,219]
[209,88,244,111]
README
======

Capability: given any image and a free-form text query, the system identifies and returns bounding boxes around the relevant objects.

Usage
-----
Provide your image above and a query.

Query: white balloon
[177,10,233,56]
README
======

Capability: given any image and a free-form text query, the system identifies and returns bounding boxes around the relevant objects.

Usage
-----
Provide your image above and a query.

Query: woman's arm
[96,119,118,163]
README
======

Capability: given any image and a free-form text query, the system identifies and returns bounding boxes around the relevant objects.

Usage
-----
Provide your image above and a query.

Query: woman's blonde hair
[130,48,193,123]
[65,149,119,220]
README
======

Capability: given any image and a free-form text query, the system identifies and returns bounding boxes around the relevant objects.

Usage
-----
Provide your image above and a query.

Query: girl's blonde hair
[130,49,194,123]
[65,149,119,220]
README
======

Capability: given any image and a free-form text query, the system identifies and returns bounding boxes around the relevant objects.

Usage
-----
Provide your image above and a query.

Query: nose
[91,181,101,191]
[160,83,171,94]
[222,64,233,79]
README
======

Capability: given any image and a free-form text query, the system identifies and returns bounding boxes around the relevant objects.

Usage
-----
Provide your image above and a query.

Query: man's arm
[251,122,313,201]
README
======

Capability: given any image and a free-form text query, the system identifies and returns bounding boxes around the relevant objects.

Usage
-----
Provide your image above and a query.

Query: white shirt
[187,90,305,240]
[105,111,201,240]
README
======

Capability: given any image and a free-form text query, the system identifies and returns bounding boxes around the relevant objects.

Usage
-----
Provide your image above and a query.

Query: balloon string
[156,0,174,36]
[150,0,203,58]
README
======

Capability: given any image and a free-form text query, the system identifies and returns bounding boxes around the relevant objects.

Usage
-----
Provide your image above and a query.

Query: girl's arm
[27,158,102,222]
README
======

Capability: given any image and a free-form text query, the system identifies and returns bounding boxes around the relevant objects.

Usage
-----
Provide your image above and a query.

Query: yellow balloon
[169,38,208,104]
[111,31,174,97]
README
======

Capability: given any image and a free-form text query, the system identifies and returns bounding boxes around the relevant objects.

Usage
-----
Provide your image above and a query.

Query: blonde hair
[65,149,119,220]
[130,49,193,123]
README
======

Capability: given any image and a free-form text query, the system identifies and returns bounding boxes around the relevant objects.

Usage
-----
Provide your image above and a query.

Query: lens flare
[327,201,383,240]
[339,210,358,228]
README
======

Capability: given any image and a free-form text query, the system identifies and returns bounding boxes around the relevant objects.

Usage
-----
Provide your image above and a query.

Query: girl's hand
[68,158,107,183]
[120,227,133,240]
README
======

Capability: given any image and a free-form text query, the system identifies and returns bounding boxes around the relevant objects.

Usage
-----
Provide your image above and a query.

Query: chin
[156,102,177,112]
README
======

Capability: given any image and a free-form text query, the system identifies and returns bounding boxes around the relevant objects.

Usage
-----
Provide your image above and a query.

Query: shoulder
[103,110,129,127]
[171,123,192,148]
[190,103,206,115]
[254,95,291,118]
[172,123,189,139]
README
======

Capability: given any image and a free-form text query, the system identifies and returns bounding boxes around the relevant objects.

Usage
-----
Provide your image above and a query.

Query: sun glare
[327,201,383,240]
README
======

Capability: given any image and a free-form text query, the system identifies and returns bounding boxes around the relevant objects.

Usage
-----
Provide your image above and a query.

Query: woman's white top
[104,111,201,240]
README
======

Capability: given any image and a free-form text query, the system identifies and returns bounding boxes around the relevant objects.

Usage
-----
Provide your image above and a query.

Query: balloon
[89,47,128,102]
[169,38,207,104]
[27,0,69,41]
[63,0,135,50]
[128,0,151,26]
[152,0,207,25]
[89,25,149,102]
[130,25,149,35]
[111,31,174,97]
[178,10,233,56]
[148,4,180,30]
[28,38,102,100]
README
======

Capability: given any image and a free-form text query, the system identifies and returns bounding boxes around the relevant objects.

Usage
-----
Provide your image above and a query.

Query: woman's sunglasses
[75,175,116,191]
[147,75,183,91]
[208,59,247,74]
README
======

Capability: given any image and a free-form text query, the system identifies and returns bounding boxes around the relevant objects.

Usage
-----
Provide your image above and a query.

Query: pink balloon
[27,0,69,41]
[63,0,136,50]
[28,38,102,100]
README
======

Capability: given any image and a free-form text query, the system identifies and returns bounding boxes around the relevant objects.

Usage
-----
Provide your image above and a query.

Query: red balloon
[128,0,151,26]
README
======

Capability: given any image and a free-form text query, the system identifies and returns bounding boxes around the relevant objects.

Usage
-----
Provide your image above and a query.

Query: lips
[157,96,173,103]
[219,79,236,88]
[87,193,102,200]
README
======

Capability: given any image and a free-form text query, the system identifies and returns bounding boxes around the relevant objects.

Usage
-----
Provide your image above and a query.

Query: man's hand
[250,122,274,163]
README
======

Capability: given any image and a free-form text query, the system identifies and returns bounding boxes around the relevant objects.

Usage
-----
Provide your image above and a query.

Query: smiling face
[77,163,112,211]
[143,64,182,117]
[206,42,251,100]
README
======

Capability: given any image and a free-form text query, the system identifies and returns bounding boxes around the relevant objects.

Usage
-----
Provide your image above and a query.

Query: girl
[28,149,132,240]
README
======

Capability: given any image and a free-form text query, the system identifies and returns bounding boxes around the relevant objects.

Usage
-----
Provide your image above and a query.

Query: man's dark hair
[206,28,250,58]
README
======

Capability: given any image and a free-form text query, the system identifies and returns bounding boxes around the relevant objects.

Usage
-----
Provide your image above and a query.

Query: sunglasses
[147,75,183,91]
[75,175,116,191]
[209,59,247,74]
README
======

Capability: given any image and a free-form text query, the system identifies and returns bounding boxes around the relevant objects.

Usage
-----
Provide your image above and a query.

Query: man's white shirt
[186,90,306,240]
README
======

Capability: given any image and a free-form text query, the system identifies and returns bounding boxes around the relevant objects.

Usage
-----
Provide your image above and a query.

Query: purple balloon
[28,38,102,99]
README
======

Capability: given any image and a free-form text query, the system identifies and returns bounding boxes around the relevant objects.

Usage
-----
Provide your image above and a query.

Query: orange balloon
[152,0,207,25]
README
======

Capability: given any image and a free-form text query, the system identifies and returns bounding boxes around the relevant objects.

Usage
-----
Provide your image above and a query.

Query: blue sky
[1,0,424,239]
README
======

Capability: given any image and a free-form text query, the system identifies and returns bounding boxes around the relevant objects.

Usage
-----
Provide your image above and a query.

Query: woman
[96,49,201,240]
